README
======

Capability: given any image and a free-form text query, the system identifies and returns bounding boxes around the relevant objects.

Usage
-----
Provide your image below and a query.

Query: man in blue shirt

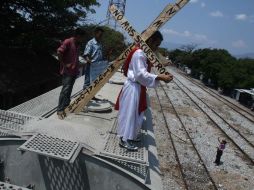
[83,27,104,90]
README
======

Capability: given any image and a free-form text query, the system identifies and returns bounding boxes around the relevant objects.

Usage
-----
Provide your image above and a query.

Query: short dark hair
[149,31,163,41]
[94,27,104,34]
[75,28,86,36]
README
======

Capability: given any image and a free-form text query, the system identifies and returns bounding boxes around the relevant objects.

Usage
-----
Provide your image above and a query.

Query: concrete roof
[2,71,162,190]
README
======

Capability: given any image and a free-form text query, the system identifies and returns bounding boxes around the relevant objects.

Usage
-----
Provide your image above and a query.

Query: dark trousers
[215,149,223,165]
[57,74,76,112]
[83,63,90,90]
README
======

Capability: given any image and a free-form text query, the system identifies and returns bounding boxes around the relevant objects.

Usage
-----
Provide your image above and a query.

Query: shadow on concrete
[38,155,90,190]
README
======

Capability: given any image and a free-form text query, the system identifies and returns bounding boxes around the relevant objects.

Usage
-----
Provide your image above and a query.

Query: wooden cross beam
[60,0,189,118]
[110,5,171,75]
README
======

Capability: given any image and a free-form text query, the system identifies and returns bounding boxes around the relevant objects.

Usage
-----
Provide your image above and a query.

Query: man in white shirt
[115,31,173,150]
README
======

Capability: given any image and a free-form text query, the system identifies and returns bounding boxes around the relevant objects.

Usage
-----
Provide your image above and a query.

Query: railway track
[176,69,254,123]
[170,70,254,146]
[153,84,218,190]
[171,77,254,165]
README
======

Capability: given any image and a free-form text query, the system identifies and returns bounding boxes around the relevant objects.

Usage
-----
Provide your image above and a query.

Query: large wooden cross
[109,5,172,75]
[60,0,189,118]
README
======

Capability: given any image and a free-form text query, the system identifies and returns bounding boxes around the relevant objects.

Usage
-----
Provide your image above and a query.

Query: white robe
[117,49,159,141]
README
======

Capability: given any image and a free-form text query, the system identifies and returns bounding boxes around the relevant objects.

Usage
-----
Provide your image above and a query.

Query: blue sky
[87,0,254,55]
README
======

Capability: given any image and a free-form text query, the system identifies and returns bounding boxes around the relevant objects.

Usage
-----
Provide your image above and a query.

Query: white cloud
[162,28,216,45]
[250,15,254,23]
[190,0,206,8]
[235,14,248,21]
[193,34,216,45]
[190,0,199,3]
[183,30,192,37]
[162,29,191,37]
[194,34,208,41]
[232,40,247,48]
[210,11,224,17]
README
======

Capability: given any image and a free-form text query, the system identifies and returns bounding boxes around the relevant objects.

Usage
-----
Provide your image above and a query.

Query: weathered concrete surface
[0,141,150,190]
[1,71,163,190]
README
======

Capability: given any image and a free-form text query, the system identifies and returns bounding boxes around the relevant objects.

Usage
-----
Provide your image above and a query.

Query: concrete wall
[0,140,149,190]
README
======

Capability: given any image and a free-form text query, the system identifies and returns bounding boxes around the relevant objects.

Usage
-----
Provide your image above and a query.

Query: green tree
[79,25,126,61]
[218,58,254,92]
[158,47,169,56]
[0,0,99,51]
[100,26,126,60]
[168,49,186,64]
[0,0,100,109]
[169,45,253,93]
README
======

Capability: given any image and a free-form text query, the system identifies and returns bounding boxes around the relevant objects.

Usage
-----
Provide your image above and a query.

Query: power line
[106,0,126,30]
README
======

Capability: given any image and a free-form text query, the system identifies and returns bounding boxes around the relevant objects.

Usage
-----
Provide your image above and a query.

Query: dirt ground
[149,68,254,190]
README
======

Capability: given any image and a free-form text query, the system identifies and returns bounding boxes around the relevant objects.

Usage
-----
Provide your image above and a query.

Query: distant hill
[235,52,254,59]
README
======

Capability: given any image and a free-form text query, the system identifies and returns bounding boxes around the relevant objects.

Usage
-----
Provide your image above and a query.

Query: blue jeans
[83,63,90,90]
[57,74,76,112]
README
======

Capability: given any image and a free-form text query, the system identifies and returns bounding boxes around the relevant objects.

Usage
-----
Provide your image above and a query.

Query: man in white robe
[115,31,173,150]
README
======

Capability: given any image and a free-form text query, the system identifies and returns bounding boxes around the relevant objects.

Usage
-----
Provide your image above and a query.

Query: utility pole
[106,0,126,29]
